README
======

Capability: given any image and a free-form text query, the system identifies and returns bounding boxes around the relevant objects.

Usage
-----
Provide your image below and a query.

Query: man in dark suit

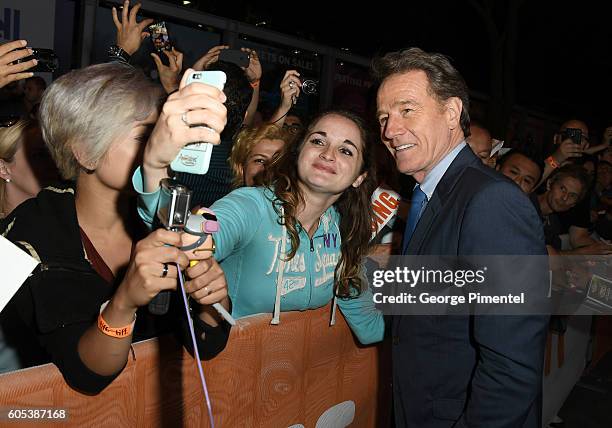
[373,48,549,427]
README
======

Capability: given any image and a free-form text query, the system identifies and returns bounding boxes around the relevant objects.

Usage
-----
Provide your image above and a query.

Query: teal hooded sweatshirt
[133,169,384,345]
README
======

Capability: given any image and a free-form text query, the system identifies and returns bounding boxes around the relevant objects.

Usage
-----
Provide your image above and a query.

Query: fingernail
[32,59,38,65]
[20,40,27,46]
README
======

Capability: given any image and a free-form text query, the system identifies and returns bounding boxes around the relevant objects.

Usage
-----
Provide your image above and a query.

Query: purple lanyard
[176,263,216,428]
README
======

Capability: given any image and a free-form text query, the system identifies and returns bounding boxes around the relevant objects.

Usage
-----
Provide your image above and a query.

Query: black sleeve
[40,322,122,395]
[10,265,120,395]
[170,292,231,360]
[186,314,231,359]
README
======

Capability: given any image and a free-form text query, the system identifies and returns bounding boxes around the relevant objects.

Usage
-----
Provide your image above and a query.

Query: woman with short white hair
[0,62,231,393]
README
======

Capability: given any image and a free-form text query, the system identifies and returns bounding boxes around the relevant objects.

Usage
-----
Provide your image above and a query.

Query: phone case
[170,71,227,175]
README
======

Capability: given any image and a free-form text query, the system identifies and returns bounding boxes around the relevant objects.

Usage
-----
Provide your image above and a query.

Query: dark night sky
[164,0,612,133]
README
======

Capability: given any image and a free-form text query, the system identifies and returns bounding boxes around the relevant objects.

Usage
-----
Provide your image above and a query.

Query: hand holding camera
[557,139,584,161]
[112,0,154,56]
[0,40,37,88]
[280,70,302,108]
[553,128,586,164]
[240,47,261,83]
[151,47,183,94]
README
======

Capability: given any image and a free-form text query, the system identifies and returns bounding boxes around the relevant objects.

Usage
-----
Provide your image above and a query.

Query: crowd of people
[0,1,610,426]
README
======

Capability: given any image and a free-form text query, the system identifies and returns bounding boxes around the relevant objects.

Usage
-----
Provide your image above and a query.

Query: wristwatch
[107,44,131,63]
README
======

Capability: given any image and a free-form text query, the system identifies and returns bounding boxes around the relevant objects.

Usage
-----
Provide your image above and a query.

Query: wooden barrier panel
[0,305,391,427]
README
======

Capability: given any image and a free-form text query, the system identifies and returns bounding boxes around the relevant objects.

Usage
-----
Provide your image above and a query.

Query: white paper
[0,235,39,313]
[490,139,505,157]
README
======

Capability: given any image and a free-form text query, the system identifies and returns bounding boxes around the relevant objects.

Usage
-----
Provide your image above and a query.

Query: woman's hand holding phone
[142,69,227,192]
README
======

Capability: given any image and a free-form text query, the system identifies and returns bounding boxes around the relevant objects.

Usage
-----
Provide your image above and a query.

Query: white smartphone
[170,70,227,175]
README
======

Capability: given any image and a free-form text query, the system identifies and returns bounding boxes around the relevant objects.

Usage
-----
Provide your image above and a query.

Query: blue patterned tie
[403,185,427,252]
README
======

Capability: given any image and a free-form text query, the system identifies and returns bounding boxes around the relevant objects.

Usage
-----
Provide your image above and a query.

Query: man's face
[376,70,459,182]
[283,115,303,135]
[546,176,584,213]
[467,125,492,164]
[498,153,541,193]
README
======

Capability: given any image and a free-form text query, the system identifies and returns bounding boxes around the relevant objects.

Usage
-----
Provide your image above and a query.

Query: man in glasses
[282,113,304,136]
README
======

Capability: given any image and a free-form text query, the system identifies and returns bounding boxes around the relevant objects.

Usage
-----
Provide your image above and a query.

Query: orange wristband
[249,79,260,89]
[546,156,560,169]
[97,300,136,339]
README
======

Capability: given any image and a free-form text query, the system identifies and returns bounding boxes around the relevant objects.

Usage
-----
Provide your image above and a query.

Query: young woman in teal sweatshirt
[136,109,384,344]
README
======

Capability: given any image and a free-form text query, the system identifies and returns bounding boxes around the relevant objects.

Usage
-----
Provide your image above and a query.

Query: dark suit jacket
[393,146,549,428]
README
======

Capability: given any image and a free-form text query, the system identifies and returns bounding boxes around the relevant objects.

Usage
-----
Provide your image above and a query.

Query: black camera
[560,128,583,146]
[14,48,58,73]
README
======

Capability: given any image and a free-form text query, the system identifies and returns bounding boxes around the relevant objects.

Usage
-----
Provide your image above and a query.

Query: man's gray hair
[372,47,471,138]
[39,62,164,180]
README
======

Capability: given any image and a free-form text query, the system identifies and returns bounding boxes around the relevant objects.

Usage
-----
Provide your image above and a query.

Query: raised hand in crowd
[552,137,585,165]
[193,45,229,71]
[241,47,261,83]
[0,40,36,89]
[111,0,153,56]
[142,68,227,192]
[241,47,261,126]
[268,69,301,126]
[151,47,183,94]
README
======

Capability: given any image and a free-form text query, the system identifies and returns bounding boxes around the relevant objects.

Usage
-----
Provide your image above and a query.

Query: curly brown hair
[261,110,377,298]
